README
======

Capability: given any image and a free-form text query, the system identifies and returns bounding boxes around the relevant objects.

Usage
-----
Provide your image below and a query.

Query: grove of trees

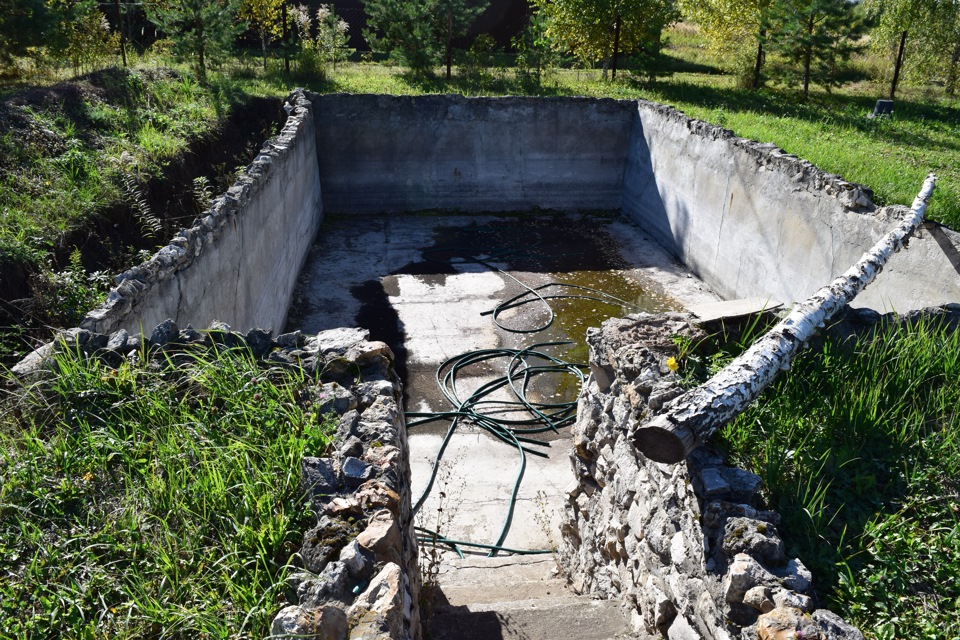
[1,0,960,99]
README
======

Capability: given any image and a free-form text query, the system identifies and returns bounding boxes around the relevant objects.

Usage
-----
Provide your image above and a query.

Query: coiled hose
[408,243,643,557]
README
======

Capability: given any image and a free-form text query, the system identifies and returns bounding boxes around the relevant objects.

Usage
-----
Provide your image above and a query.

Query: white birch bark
[633,173,938,463]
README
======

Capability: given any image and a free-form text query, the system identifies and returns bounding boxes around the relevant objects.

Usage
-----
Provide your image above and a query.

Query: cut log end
[631,415,698,464]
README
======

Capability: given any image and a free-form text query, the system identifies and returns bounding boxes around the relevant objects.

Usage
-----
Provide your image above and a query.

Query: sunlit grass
[717,317,960,639]
[0,345,337,638]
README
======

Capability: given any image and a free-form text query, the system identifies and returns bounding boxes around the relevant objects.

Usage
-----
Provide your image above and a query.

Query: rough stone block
[317,382,358,415]
[811,609,865,640]
[696,467,731,499]
[244,328,273,358]
[773,588,814,613]
[667,615,701,640]
[300,561,349,606]
[301,457,340,499]
[756,606,821,640]
[772,557,813,594]
[357,481,401,518]
[356,509,402,565]
[720,467,763,503]
[301,516,356,574]
[271,604,348,640]
[743,586,775,613]
[149,319,179,348]
[724,553,778,604]
[339,539,374,579]
[342,457,374,489]
[348,563,404,639]
[722,517,785,563]
[106,329,129,352]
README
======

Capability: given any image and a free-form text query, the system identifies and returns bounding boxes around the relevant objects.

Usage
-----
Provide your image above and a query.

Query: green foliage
[316,4,354,69]
[679,0,772,87]
[437,0,490,79]
[240,0,284,70]
[531,0,679,76]
[457,34,499,87]
[47,0,121,76]
[0,68,219,260]
[362,0,488,78]
[147,0,244,80]
[765,0,863,97]
[865,0,960,95]
[719,318,960,637]
[0,346,338,638]
[513,12,561,89]
[363,0,440,75]
[0,0,54,69]
[29,249,111,327]
[289,4,352,80]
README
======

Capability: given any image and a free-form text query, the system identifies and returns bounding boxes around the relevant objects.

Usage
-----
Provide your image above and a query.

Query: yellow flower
[82,472,94,482]
[666,356,679,372]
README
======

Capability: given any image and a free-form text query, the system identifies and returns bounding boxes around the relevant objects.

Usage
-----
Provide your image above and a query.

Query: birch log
[632,173,938,464]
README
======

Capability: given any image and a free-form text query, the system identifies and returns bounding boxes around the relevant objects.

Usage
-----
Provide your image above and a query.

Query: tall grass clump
[719,315,960,639]
[0,345,337,638]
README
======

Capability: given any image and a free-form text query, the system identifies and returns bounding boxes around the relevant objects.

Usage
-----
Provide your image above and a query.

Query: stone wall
[271,327,422,640]
[310,93,634,214]
[559,313,864,640]
[622,100,960,312]
[79,89,322,337]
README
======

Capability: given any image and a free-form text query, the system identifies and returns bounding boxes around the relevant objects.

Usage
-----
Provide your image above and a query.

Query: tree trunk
[890,29,907,100]
[282,2,290,74]
[631,174,938,464]
[262,32,268,71]
[947,42,960,96]
[752,29,765,90]
[445,8,453,80]
[114,0,127,67]
[610,13,621,81]
[802,14,813,99]
[197,25,206,81]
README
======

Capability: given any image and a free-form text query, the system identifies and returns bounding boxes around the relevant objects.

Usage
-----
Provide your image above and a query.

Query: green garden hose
[407,244,643,557]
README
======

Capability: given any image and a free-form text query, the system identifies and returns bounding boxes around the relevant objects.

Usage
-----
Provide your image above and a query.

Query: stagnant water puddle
[290,211,692,552]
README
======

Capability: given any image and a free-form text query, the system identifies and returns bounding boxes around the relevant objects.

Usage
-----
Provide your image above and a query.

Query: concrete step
[424,555,643,640]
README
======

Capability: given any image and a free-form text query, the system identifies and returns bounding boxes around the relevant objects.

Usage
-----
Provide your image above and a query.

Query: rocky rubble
[559,312,863,640]
[13,320,421,640]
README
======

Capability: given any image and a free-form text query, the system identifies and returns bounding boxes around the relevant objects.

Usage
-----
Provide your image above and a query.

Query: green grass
[716,317,960,639]
[0,67,221,262]
[0,345,337,638]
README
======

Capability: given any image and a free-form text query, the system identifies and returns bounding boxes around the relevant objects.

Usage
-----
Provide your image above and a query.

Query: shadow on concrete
[352,278,410,390]
[426,586,530,640]
[925,222,960,277]
[620,106,695,281]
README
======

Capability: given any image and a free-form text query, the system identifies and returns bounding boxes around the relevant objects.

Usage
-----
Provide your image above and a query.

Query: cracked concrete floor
[288,211,720,554]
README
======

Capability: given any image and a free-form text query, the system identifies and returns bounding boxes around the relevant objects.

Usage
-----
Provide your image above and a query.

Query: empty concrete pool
[289,210,715,544]
[64,90,960,640]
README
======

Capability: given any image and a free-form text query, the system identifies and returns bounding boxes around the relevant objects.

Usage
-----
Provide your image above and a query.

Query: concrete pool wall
[74,90,960,337]
[623,100,960,311]
[315,92,959,311]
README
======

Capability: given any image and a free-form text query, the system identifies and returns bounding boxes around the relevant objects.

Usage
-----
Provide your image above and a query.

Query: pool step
[424,555,645,640]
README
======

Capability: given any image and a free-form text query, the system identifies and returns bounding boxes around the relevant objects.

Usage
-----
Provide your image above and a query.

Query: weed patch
[0,345,337,638]
[718,314,960,638]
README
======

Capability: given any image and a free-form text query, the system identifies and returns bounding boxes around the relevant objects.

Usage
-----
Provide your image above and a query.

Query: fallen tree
[632,173,938,464]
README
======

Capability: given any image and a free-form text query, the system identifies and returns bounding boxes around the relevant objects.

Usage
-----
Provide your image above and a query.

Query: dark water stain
[351,279,409,394]
[350,212,681,415]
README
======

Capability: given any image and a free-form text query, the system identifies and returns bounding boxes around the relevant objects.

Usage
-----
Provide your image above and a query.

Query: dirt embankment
[0,69,285,362]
